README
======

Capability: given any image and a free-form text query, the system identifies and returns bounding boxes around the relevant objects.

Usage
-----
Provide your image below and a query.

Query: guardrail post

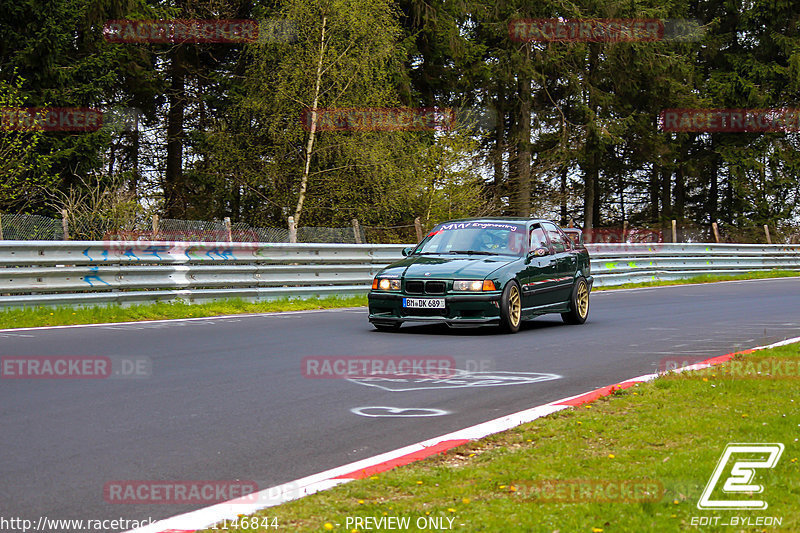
[414,217,423,242]
[712,222,720,243]
[152,214,160,240]
[622,220,628,242]
[61,209,69,240]
[352,218,362,244]
[764,224,772,244]
[224,217,232,242]
[671,220,677,243]
[288,216,297,243]
[0,212,3,240]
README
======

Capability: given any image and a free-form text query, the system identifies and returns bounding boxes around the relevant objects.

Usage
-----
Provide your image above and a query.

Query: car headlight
[372,278,401,291]
[454,280,496,291]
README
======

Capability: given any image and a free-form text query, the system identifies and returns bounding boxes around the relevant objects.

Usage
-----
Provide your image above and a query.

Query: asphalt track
[1,278,799,531]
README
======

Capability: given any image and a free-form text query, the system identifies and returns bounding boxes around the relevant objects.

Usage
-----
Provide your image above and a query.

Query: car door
[519,224,559,308]
[541,222,575,304]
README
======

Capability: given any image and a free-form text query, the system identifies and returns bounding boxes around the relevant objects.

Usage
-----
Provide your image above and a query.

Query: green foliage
[0,74,55,212]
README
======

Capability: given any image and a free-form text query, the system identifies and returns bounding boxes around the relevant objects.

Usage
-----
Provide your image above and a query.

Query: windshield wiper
[447,250,497,255]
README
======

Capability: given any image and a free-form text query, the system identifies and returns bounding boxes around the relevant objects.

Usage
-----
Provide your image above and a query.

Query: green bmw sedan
[368,218,593,333]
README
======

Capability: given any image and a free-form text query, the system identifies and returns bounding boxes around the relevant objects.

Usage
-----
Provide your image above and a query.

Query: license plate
[403,298,445,309]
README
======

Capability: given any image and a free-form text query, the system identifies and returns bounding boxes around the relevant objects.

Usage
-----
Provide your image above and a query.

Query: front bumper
[368,291,503,327]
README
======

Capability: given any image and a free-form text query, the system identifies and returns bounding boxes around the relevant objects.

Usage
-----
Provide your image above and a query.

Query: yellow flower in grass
[447,508,456,513]
[324,523,334,530]
[592,528,603,532]
[462,497,471,504]
[608,454,615,459]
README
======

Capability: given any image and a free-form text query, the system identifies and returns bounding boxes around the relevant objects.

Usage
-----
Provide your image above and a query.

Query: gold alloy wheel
[509,285,521,327]
[576,280,589,318]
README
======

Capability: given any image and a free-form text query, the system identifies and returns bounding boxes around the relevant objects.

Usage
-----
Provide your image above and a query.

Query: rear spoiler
[562,228,585,247]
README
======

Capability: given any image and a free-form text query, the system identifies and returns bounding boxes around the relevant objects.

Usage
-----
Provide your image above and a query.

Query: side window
[542,223,566,253]
[529,226,549,251]
[556,228,573,251]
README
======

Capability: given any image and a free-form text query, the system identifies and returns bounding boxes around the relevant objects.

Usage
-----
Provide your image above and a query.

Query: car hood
[379,254,518,280]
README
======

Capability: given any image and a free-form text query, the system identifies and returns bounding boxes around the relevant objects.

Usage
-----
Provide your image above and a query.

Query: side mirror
[402,246,414,257]
[527,247,550,260]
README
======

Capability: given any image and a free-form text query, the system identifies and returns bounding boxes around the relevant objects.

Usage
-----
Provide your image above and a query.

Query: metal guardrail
[0,241,798,308]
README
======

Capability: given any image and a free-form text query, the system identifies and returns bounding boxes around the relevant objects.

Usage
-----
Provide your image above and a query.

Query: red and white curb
[127,335,800,533]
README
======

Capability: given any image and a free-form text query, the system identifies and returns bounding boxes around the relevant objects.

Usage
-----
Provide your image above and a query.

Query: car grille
[425,281,446,294]
[405,280,424,294]
[404,280,446,295]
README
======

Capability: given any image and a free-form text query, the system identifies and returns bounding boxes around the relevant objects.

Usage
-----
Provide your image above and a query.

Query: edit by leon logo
[697,443,784,510]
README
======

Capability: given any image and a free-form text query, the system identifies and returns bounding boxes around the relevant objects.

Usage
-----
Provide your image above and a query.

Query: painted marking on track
[348,370,561,392]
[350,406,449,418]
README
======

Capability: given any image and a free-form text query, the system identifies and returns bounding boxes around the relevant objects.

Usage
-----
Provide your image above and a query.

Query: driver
[476,230,505,251]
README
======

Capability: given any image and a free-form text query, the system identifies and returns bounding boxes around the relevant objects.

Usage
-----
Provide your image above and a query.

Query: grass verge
[200,342,800,532]
[594,269,800,290]
[0,270,797,330]
[0,295,367,330]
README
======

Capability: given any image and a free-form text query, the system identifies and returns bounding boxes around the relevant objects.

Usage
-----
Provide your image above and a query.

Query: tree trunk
[582,43,600,234]
[165,45,187,218]
[649,163,659,222]
[515,45,531,217]
[560,165,568,226]
[492,98,505,211]
[294,16,327,227]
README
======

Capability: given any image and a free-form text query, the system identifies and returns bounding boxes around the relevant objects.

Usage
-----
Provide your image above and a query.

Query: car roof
[436,217,555,226]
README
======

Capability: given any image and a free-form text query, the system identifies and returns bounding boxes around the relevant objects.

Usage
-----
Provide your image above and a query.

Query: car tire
[499,281,522,333]
[373,323,401,332]
[562,277,589,325]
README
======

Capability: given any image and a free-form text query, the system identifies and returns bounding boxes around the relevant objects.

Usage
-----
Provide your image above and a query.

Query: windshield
[414,221,527,257]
